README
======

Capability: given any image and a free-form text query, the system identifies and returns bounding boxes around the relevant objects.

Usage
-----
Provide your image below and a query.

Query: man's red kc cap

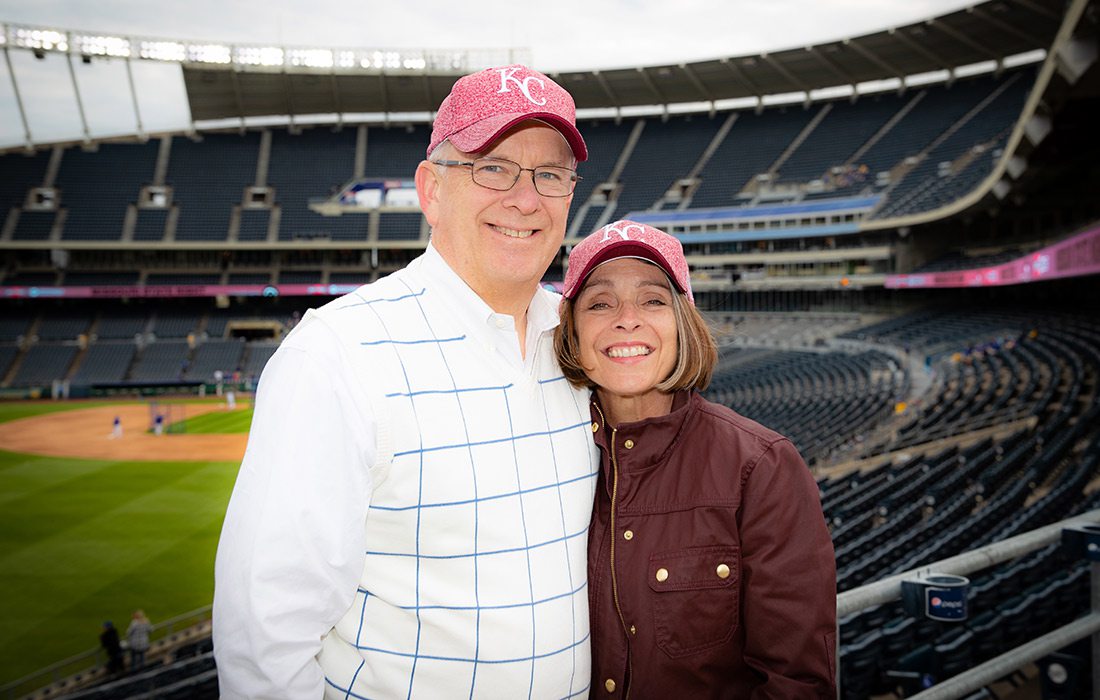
[427,64,587,162]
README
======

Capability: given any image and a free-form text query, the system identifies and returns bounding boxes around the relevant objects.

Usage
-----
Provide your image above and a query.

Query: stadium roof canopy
[0,0,1069,131]
[178,0,1066,120]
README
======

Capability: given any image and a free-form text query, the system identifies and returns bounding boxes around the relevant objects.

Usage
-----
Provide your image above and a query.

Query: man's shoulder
[309,269,420,322]
[284,265,438,353]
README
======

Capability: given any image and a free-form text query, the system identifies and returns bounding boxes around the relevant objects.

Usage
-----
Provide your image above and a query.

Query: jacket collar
[590,390,695,474]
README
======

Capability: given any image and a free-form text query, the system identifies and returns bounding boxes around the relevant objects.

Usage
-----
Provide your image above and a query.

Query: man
[99,621,124,675]
[214,65,599,699]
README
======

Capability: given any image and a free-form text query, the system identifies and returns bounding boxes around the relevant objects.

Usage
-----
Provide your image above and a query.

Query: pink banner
[0,283,363,300]
[887,224,1100,289]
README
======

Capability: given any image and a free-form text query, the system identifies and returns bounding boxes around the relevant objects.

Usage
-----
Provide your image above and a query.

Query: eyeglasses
[431,157,581,197]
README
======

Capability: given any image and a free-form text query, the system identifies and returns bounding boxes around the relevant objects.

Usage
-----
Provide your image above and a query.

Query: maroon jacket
[588,391,836,699]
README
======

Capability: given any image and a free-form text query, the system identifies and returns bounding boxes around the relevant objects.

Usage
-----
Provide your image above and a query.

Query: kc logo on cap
[497,66,547,106]
[427,64,587,163]
[599,221,648,242]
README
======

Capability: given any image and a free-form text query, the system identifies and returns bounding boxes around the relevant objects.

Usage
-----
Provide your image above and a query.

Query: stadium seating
[776,93,907,185]
[225,273,271,285]
[0,149,50,212]
[0,315,33,341]
[132,209,169,242]
[63,272,141,286]
[704,346,902,465]
[9,343,79,386]
[145,273,222,286]
[2,271,59,286]
[611,113,724,215]
[377,212,423,241]
[241,342,279,379]
[689,108,817,208]
[0,345,20,382]
[56,142,159,241]
[278,270,323,283]
[71,343,137,384]
[268,128,362,241]
[0,67,1038,294]
[93,312,147,339]
[236,208,271,241]
[59,651,216,700]
[11,210,57,241]
[35,314,92,340]
[568,119,635,233]
[875,69,1034,219]
[185,339,245,382]
[365,124,430,176]
[127,341,191,382]
[168,133,261,242]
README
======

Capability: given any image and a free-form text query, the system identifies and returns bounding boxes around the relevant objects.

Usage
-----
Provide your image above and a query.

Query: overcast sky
[0,0,980,147]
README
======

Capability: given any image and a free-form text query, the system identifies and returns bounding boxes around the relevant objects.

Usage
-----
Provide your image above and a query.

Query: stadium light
[188,43,232,65]
[235,46,284,67]
[15,28,68,52]
[287,48,333,68]
[139,41,187,62]
[73,33,132,58]
[336,51,356,69]
[2,21,520,76]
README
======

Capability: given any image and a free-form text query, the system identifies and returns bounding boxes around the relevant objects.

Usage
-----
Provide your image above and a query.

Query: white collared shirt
[213,244,566,698]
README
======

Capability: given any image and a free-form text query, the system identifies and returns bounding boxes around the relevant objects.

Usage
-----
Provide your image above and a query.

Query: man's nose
[501,170,542,213]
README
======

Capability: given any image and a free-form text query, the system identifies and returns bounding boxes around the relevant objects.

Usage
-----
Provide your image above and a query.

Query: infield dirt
[0,403,248,461]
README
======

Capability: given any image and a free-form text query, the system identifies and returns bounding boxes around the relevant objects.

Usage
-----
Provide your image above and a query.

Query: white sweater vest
[312,263,598,699]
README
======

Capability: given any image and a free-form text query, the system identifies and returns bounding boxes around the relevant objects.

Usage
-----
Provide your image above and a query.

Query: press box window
[140,186,173,209]
[25,187,58,211]
[244,186,274,209]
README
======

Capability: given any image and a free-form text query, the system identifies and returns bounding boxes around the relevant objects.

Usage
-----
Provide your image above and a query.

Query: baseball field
[0,399,250,685]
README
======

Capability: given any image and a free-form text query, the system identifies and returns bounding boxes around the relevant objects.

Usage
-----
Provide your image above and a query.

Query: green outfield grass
[172,406,253,434]
[0,400,113,424]
[0,402,241,684]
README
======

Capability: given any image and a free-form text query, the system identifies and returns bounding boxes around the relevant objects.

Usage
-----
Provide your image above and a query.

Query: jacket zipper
[607,421,632,697]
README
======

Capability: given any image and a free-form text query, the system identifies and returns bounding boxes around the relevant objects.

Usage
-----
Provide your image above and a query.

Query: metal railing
[0,605,211,699]
[837,509,1100,699]
[7,512,1099,698]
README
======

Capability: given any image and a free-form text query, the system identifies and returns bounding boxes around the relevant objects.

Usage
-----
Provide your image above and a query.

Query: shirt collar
[415,242,561,370]
[417,242,559,330]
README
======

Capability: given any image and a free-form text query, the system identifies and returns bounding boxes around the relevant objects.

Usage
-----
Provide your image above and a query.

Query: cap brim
[564,241,687,299]
[448,112,588,162]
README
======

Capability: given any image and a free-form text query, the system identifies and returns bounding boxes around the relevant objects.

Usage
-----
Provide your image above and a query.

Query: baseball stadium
[1,0,1099,696]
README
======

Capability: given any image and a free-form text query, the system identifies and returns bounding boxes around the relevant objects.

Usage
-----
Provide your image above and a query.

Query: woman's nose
[614,303,642,330]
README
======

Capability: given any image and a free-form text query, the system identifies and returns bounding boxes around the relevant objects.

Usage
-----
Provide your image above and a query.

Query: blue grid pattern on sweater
[321,276,597,700]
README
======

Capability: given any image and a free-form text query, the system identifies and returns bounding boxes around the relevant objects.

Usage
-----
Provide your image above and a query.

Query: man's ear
[415,160,441,229]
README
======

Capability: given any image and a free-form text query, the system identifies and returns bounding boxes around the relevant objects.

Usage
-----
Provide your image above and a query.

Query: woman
[126,609,153,671]
[555,221,836,699]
